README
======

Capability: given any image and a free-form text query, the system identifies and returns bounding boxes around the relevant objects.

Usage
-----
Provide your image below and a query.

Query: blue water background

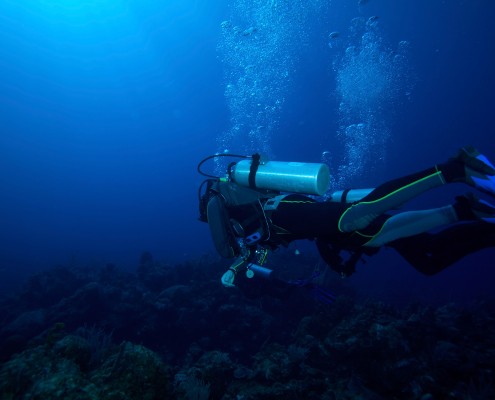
[1,0,494,305]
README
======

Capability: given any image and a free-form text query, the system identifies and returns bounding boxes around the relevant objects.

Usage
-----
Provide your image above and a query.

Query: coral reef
[1,252,494,399]
[0,334,169,400]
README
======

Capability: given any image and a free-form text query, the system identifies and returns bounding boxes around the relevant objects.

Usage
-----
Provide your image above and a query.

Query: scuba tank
[197,153,330,258]
[230,155,330,196]
[329,188,374,203]
[245,263,274,279]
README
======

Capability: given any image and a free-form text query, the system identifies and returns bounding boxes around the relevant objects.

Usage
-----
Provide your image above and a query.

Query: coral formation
[1,253,494,399]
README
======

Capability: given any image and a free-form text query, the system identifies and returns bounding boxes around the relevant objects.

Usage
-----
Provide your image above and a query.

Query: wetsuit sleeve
[221,248,254,287]
[229,254,251,276]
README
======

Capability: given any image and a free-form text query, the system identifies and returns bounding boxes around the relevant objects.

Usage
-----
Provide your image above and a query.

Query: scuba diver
[197,146,495,289]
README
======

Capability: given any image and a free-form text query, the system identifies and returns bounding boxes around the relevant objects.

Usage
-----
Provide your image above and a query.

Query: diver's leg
[390,221,495,275]
[338,167,445,232]
[388,233,445,276]
[363,206,457,247]
[339,146,495,232]
[363,193,495,247]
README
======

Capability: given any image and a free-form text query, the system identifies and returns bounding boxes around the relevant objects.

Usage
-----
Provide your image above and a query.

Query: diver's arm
[221,249,253,288]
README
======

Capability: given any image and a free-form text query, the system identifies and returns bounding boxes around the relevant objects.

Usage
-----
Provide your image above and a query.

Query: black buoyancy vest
[201,180,277,258]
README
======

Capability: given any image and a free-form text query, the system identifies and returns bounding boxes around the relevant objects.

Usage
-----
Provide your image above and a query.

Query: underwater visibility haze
[1,0,495,398]
[1,0,494,300]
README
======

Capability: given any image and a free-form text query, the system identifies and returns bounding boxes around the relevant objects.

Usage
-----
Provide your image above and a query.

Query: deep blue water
[1,0,494,304]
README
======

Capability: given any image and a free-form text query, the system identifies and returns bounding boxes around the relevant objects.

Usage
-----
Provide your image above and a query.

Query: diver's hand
[221,270,236,288]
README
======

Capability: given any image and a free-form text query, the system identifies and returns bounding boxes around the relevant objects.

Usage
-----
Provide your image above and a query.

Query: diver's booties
[456,146,495,174]
[456,146,495,196]
[453,192,495,223]
[441,146,495,197]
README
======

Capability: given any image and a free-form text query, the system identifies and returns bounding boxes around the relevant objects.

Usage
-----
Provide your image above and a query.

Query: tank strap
[249,153,261,188]
[340,189,351,203]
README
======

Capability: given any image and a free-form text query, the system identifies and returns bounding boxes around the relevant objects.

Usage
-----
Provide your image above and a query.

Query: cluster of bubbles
[216,0,324,171]
[330,16,413,189]
[215,1,412,188]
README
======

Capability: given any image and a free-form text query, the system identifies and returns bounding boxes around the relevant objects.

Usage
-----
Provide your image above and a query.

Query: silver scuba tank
[245,263,274,279]
[231,159,330,196]
[329,188,374,203]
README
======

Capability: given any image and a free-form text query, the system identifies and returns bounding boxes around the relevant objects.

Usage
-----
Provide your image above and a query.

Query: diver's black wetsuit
[203,147,495,284]
[271,166,444,240]
[390,221,495,275]
[267,165,495,276]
